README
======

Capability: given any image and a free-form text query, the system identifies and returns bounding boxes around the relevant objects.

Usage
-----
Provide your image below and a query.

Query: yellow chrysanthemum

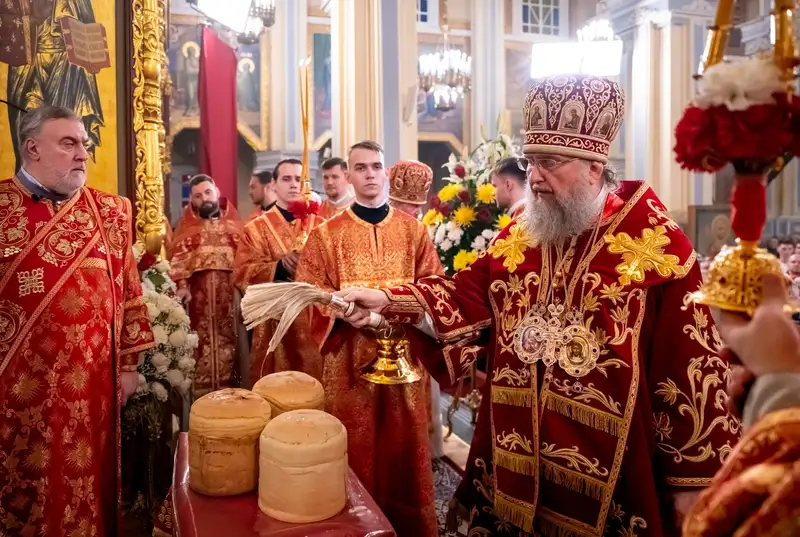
[437,183,462,203]
[476,183,495,204]
[453,206,476,227]
[452,249,479,271]
[496,213,512,230]
[422,209,442,227]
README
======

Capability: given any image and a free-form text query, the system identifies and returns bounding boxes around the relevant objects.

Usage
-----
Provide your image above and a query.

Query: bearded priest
[234,158,324,384]
[334,75,740,537]
[0,106,155,536]
[295,141,443,537]
[170,174,244,395]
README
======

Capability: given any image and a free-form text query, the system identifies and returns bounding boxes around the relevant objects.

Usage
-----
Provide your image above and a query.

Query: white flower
[434,224,447,245]
[440,239,453,251]
[179,377,193,395]
[166,369,184,388]
[142,278,157,293]
[168,306,189,325]
[695,57,784,111]
[150,352,170,368]
[151,382,169,402]
[154,260,170,273]
[179,357,196,371]
[152,326,168,345]
[137,373,147,386]
[445,221,456,232]
[481,229,496,240]
[471,235,487,251]
[132,243,143,262]
[447,227,463,243]
[186,333,199,348]
[146,303,160,320]
[169,329,187,347]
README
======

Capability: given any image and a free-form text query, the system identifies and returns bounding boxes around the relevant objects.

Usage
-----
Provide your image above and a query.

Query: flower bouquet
[123,245,199,524]
[424,133,522,273]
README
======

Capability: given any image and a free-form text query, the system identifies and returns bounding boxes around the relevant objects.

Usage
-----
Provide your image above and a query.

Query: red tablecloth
[172,433,396,537]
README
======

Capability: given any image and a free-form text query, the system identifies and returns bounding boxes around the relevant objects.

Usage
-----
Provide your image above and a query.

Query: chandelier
[190,0,275,44]
[417,1,471,112]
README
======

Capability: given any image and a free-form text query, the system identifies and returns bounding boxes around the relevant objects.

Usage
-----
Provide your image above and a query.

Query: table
[171,433,396,537]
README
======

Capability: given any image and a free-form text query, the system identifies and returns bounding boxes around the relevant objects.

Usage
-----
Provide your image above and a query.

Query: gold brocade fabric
[318,199,351,220]
[0,179,155,537]
[234,207,324,384]
[169,204,243,394]
[295,208,443,537]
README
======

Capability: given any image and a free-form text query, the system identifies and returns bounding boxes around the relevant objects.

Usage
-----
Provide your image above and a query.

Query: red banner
[199,26,238,204]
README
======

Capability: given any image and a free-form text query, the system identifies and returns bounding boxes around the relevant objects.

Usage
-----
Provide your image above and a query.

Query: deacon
[336,76,740,536]
[491,156,528,220]
[319,157,353,219]
[247,170,277,221]
[170,174,244,395]
[684,274,800,537]
[388,159,433,218]
[296,141,442,537]
[386,160,445,460]
[234,158,324,384]
[0,105,154,536]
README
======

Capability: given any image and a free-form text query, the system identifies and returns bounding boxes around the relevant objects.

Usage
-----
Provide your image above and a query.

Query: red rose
[138,252,156,272]
[674,105,724,172]
[288,200,319,221]
[439,205,451,217]
[458,190,470,203]
[431,196,442,208]
[477,208,492,222]
[713,104,792,162]
[454,164,466,178]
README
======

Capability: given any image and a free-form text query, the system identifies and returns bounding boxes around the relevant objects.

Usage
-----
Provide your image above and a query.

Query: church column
[470,0,505,143]
[330,0,383,156]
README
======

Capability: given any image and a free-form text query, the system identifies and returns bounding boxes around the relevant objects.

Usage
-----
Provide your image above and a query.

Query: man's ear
[346,170,353,185]
[588,161,604,186]
[24,139,40,162]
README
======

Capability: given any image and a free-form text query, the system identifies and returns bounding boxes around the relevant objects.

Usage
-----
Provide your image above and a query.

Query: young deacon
[170,174,244,395]
[247,170,277,222]
[336,75,740,536]
[234,158,324,384]
[319,157,353,219]
[295,141,442,537]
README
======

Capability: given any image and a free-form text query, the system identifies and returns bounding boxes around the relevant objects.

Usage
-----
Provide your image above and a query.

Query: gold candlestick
[697,0,735,75]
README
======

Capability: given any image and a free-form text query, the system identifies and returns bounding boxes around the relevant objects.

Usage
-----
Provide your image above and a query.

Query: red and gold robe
[169,201,243,396]
[0,178,154,537]
[684,407,800,537]
[233,206,324,384]
[380,181,740,536]
[295,207,443,537]
[318,198,351,220]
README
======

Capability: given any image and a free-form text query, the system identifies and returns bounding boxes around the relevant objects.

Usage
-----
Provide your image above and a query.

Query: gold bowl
[691,240,800,315]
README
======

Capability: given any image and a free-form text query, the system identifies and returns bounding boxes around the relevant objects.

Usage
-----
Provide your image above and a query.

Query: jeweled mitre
[523,74,625,163]
[388,160,433,206]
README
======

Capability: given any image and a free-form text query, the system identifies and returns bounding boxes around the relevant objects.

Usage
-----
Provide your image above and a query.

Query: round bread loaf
[189,388,272,496]
[258,409,348,523]
[252,371,324,416]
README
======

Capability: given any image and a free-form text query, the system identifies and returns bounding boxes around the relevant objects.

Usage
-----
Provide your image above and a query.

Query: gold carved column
[132,0,166,256]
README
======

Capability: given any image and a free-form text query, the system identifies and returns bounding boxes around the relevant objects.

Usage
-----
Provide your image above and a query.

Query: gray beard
[523,185,606,246]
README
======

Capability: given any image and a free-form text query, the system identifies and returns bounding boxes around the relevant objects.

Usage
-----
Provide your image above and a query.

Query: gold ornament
[133,0,166,257]
[690,240,798,315]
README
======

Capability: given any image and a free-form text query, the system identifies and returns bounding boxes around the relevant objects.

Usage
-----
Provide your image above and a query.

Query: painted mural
[417,42,466,147]
[0,0,119,193]
[167,18,266,149]
[312,32,332,144]
[505,46,532,144]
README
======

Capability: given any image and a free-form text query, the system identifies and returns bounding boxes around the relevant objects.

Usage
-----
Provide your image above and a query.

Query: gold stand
[360,325,423,385]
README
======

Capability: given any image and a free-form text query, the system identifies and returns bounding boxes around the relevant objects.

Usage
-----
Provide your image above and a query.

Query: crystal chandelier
[417,2,472,113]
[238,0,276,44]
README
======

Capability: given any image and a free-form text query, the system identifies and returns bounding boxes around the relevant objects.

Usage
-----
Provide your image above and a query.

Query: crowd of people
[3,74,800,537]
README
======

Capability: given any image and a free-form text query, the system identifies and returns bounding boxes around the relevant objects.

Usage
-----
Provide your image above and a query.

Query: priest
[334,76,740,536]
[296,141,442,537]
[234,158,324,384]
[247,170,276,222]
[319,157,353,219]
[170,174,244,395]
[491,157,528,220]
[0,105,154,536]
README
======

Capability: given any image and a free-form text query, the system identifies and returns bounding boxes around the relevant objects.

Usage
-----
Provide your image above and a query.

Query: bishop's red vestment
[0,178,155,536]
[381,181,741,536]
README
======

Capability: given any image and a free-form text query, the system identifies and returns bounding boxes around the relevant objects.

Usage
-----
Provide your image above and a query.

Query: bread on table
[252,371,324,416]
[189,388,272,496]
[258,409,348,523]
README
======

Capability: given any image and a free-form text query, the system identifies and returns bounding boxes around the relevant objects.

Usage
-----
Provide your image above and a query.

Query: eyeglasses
[517,157,577,172]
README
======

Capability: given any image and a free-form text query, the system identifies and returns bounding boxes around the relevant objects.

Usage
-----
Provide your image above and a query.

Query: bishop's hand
[334,288,390,328]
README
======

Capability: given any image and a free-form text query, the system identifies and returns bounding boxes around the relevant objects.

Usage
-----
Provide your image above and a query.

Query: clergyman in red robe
[0,105,154,536]
[335,75,741,536]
